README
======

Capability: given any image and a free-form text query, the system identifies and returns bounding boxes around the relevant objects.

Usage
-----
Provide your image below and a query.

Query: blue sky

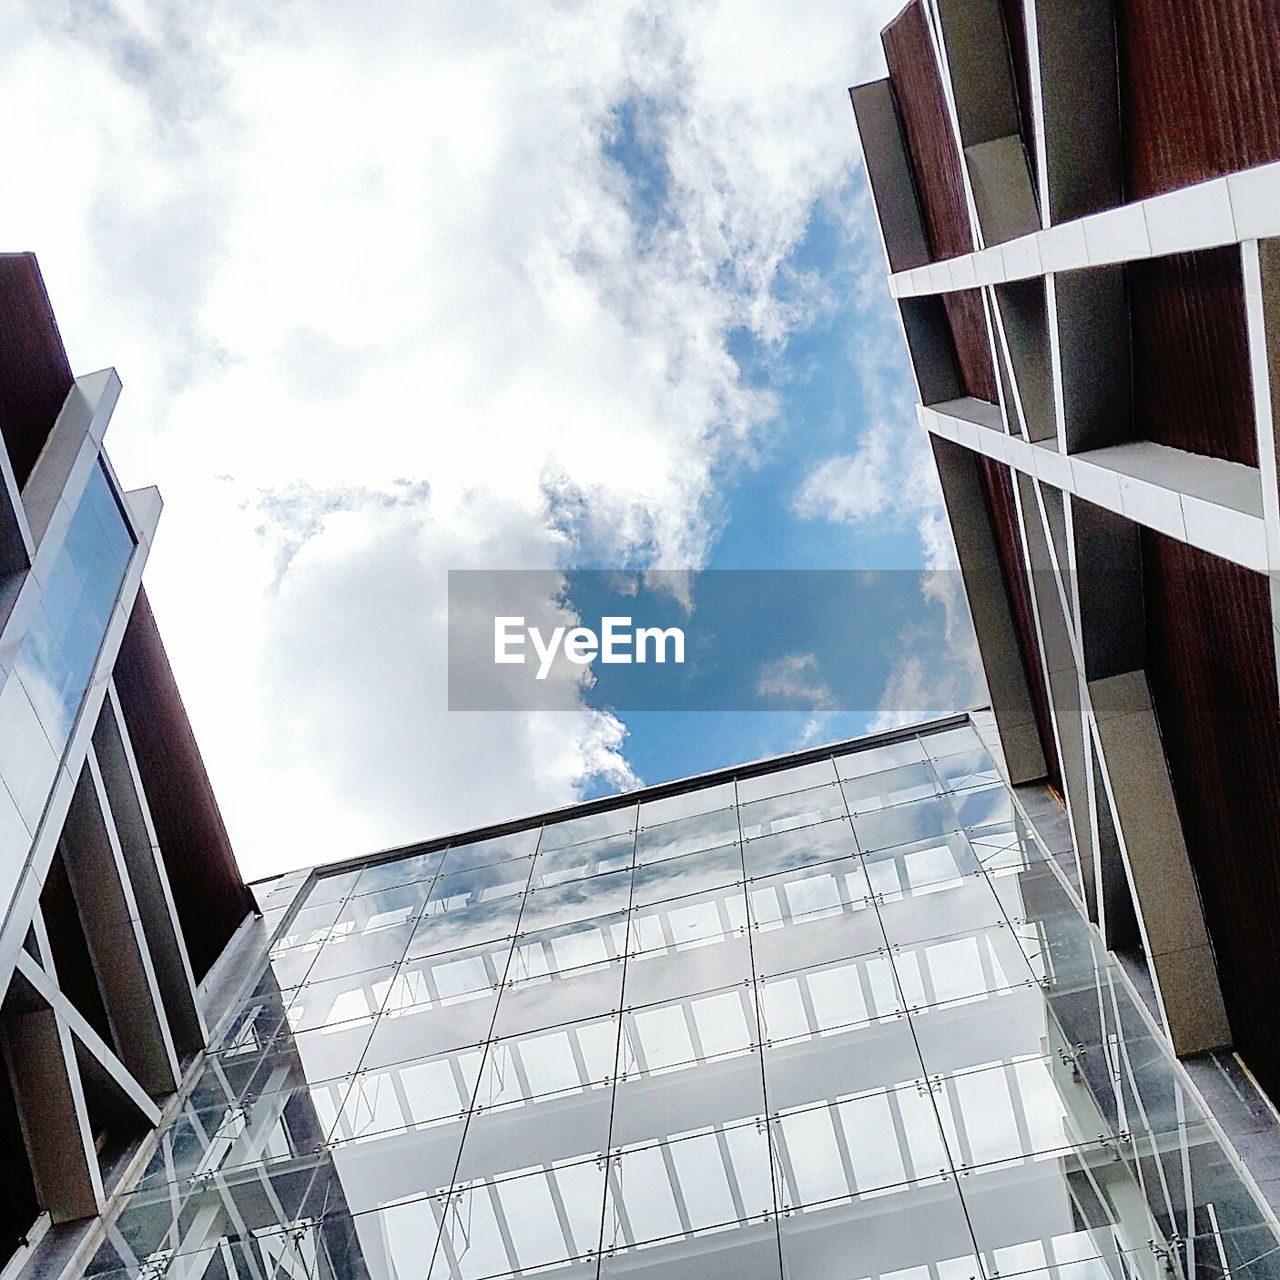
[580,110,950,795]
[3,0,968,875]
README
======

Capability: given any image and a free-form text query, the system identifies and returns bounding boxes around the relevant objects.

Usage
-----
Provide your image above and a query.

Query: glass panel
[757,951,906,1046]
[834,737,928,778]
[736,759,838,802]
[639,781,736,826]
[352,848,447,897]
[439,826,541,873]
[474,1014,620,1108]
[288,1015,380,1080]
[603,1118,775,1250]
[271,900,343,952]
[748,860,874,931]
[362,992,500,1068]
[454,1086,613,1184]
[629,841,743,907]
[305,922,415,983]
[409,888,528,958]
[876,876,1007,949]
[933,746,1001,792]
[863,831,982,901]
[750,901,884,980]
[330,879,432,933]
[489,961,624,1039]
[304,868,362,906]
[517,871,634,935]
[627,882,749,956]
[634,807,742,863]
[740,818,857,879]
[541,806,637,851]
[954,783,1016,831]
[432,1159,605,1277]
[391,939,508,1007]
[852,794,959,853]
[923,725,984,757]
[531,830,634,887]
[771,1081,950,1209]
[601,1219,782,1279]
[777,1180,978,1280]
[332,1047,483,1144]
[508,913,627,983]
[621,933,754,1007]
[841,760,941,814]
[283,965,397,1033]
[762,1012,920,1113]
[739,784,847,839]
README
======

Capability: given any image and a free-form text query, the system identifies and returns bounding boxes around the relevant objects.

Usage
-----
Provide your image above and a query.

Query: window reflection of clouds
[96,725,1280,1280]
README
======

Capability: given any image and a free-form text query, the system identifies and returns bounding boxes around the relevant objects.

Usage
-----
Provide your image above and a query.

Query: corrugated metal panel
[1128,247,1256,466]
[979,458,1061,791]
[883,0,974,261]
[113,589,252,981]
[0,255,73,489]
[1117,0,1280,199]
[1143,532,1280,1103]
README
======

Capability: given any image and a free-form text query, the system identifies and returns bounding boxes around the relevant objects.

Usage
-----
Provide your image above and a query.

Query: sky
[0,0,983,878]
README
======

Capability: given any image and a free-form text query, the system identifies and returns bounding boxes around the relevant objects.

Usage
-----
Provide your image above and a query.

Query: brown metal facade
[978,458,1061,793]
[1128,247,1257,466]
[0,255,73,490]
[113,589,252,982]
[882,1,973,262]
[1117,0,1280,201]
[1142,532,1280,1101]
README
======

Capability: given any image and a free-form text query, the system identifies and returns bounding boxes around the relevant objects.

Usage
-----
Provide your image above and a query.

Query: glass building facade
[83,719,1280,1280]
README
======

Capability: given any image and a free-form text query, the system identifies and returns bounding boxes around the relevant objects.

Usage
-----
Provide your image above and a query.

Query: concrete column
[1089,673,1232,1055]
[59,756,180,1097]
[930,436,1047,783]
[92,685,206,1055]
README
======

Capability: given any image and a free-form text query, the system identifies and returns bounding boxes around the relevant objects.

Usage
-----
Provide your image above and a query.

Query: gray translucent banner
[447,569,986,713]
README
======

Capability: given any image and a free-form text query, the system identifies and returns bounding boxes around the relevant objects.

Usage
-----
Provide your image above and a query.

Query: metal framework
[851,0,1280,1063]
[0,345,217,1265]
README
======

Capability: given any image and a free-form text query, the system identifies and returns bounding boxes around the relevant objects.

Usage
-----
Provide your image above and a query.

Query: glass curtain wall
[84,722,1280,1280]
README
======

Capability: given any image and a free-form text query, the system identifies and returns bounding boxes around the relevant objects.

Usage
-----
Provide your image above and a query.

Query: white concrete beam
[890,164,1280,299]
[923,399,1270,571]
[1241,238,1280,698]
[1088,673,1232,1056]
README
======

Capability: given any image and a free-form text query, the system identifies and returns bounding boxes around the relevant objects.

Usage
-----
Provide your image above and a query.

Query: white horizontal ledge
[890,162,1280,298]
[922,398,1269,572]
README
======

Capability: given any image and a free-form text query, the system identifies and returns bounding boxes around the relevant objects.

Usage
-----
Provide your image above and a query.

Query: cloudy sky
[2,0,979,878]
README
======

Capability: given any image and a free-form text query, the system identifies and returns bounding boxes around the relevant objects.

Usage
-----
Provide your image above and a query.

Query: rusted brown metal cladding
[1117,0,1280,200]
[979,458,1062,791]
[114,588,252,981]
[883,6,1000,405]
[0,255,73,490]
[1128,247,1257,467]
[1142,532,1280,1102]
[943,289,999,403]
[882,1,974,261]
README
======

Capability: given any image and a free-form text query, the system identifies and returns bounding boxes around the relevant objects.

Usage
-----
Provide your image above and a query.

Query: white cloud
[0,0,903,875]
